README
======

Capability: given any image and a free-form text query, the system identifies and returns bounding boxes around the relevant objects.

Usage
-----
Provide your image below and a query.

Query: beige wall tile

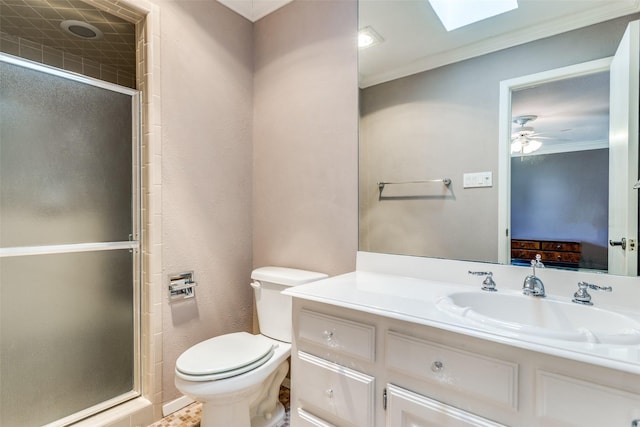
[42,45,64,68]
[18,37,42,62]
[1,32,21,56]
[63,52,83,74]
[83,58,101,79]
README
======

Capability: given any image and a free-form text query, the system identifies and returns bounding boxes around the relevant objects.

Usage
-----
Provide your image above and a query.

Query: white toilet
[175,267,327,427]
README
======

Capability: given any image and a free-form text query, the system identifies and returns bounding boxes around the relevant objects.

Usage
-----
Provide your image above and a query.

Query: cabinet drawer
[542,251,580,264]
[298,309,375,362]
[296,408,337,427]
[511,248,539,260]
[296,351,375,427]
[536,370,640,427]
[386,384,508,427]
[541,241,581,252]
[511,239,540,250]
[386,331,518,409]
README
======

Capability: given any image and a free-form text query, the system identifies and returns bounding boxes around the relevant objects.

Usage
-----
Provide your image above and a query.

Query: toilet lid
[176,332,275,380]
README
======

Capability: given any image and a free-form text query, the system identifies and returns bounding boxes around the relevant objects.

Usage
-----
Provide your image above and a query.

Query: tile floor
[148,386,290,427]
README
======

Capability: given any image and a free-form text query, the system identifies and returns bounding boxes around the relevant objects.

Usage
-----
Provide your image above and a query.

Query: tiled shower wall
[0,31,135,88]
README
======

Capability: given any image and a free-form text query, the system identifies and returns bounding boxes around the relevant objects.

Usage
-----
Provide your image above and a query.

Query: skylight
[428,0,519,31]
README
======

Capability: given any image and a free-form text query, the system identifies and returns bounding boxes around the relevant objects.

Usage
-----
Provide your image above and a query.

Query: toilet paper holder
[169,271,197,302]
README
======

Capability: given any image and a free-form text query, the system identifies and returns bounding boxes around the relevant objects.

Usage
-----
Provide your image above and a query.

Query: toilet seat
[175,332,276,382]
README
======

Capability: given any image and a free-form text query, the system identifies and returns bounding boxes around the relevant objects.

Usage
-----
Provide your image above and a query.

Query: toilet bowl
[174,267,327,427]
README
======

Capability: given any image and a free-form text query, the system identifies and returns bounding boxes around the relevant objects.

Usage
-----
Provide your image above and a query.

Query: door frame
[497,57,612,266]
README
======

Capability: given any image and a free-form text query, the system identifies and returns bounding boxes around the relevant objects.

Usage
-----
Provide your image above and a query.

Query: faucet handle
[468,271,497,292]
[572,281,612,305]
[531,253,544,269]
[581,281,612,292]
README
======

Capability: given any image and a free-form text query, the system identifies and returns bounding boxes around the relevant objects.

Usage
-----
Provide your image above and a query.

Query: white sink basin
[436,291,640,345]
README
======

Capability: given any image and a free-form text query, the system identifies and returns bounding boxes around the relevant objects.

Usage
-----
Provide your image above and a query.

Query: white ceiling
[216,0,292,22]
[359,0,640,88]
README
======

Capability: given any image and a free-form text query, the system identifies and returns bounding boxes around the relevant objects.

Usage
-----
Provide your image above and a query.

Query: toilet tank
[251,267,327,343]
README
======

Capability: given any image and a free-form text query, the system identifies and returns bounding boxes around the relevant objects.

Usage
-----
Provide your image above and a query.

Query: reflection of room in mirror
[510,72,610,272]
[358,8,639,276]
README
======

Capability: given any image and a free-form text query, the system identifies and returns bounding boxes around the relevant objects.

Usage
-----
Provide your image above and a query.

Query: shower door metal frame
[0,53,142,426]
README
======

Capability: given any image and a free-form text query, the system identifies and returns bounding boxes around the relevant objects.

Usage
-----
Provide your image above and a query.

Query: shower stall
[0,54,141,426]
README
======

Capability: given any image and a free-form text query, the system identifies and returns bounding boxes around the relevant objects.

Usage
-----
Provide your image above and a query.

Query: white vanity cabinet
[289,298,640,427]
[291,307,377,426]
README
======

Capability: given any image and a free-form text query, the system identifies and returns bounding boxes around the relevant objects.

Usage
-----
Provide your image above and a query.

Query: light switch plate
[464,171,493,188]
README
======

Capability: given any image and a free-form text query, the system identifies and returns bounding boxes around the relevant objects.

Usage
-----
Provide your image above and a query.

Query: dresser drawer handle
[431,360,444,372]
[325,388,334,398]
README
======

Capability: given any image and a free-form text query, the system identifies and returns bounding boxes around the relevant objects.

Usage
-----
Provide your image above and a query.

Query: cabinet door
[536,371,640,426]
[386,384,508,427]
[296,351,375,427]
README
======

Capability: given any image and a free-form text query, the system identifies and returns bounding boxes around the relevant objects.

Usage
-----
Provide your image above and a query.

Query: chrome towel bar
[378,178,451,191]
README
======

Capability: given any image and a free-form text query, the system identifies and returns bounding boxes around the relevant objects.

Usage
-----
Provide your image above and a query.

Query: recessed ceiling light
[60,20,104,40]
[428,0,518,31]
[359,26,383,49]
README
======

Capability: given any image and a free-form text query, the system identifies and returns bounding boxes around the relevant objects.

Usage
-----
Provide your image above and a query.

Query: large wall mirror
[358,0,640,277]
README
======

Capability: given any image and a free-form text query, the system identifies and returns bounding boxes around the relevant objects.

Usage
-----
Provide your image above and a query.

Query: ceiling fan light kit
[511,114,543,155]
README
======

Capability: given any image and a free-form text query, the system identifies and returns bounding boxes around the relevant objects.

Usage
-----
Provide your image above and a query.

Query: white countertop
[284,269,640,375]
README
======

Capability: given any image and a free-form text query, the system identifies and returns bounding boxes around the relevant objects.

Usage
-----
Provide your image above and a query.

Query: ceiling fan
[511,115,545,154]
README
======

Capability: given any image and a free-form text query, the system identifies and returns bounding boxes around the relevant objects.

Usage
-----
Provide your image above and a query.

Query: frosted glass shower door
[0,55,140,426]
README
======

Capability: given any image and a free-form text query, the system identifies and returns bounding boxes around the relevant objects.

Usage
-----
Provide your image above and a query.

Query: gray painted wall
[511,149,609,270]
[253,0,359,275]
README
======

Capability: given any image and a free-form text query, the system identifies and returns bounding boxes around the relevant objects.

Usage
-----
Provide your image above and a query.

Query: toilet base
[250,402,285,427]
[198,359,289,427]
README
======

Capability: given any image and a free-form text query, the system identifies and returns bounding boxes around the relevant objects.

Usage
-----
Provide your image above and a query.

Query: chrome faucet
[572,281,612,305]
[522,254,545,297]
[468,271,497,292]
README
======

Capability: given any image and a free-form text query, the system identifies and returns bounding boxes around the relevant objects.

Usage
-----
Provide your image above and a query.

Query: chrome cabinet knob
[431,360,444,372]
